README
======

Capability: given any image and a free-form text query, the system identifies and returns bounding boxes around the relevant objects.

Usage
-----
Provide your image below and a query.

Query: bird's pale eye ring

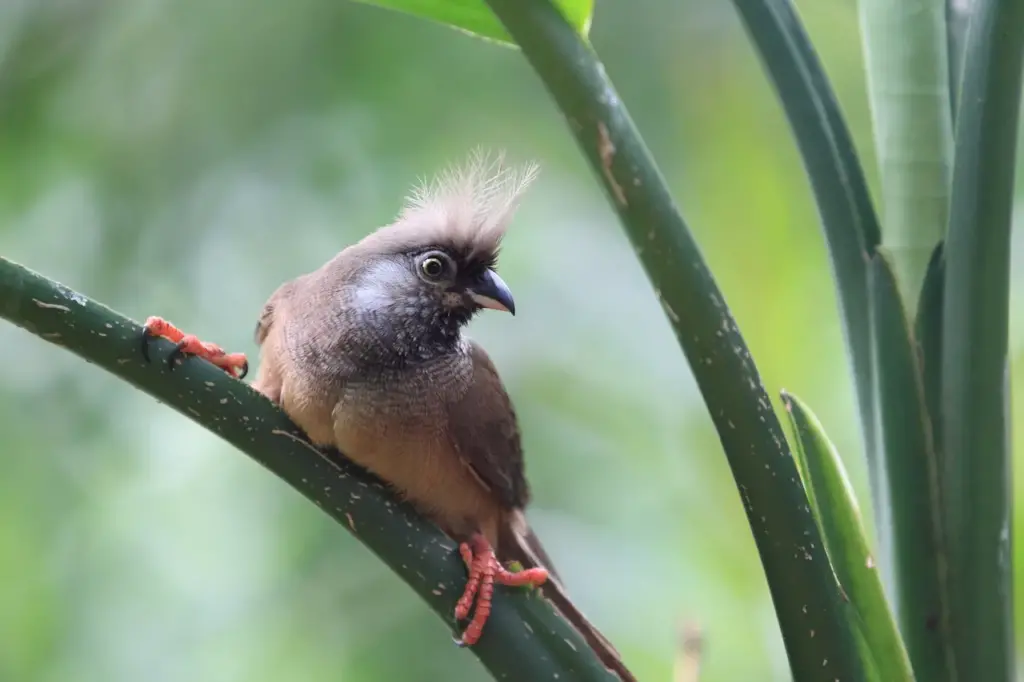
[417,251,454,282]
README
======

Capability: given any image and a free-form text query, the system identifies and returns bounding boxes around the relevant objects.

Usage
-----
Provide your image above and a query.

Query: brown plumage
[141,152,633,681]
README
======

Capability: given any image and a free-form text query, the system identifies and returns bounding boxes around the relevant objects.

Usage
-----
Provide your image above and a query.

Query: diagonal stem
[483,0,864,679]
[0,255,629,682]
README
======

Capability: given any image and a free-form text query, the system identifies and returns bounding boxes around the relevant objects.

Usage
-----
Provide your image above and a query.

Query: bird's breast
[329,360,465,466]
[327,358,500,533]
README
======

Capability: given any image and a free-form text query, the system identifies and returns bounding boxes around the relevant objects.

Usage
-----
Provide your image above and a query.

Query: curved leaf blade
[483,1,865,679]
[870,250,955,682]
[726,0,886,550]
[782,390,915,682]
[351,0,592,45]
[914,241,946,478]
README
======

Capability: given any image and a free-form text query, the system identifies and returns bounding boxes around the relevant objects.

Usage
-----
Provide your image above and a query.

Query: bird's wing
[446,340,529,512]
[449,344,635,680]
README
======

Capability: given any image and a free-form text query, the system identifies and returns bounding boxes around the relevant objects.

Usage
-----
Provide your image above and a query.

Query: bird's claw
[141,316,249,379]
[453,533,548,647]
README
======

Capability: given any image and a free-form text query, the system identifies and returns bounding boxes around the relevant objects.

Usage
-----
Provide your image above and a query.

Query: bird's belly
[330,389,498,535]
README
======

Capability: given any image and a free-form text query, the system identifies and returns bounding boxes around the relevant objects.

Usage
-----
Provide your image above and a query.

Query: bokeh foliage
[1,1,1023,681]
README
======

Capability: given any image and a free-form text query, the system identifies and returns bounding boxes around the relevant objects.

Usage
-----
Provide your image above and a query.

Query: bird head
[404,244,517,316]
[345,151,539,339]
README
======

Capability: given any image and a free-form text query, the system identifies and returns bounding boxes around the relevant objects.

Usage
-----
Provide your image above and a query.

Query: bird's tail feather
[500,512,637,682]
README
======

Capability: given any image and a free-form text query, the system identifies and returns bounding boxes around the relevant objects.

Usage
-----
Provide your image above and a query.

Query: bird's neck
[345,305,473,371]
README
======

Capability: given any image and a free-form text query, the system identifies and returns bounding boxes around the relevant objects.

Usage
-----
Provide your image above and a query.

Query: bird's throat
[346,304,472,371]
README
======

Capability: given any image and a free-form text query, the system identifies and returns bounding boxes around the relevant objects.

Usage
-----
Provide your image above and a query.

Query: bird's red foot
[141,316,249,379]
[453,533,548,647]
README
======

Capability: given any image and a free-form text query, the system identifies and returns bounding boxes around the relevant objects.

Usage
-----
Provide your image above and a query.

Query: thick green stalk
[484,0,864,679]
[941,0,1024,678]
[0,256,627,682]
[858,0,954,309]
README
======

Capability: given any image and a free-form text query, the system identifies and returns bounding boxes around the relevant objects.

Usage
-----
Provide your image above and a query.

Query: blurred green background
[0,1,1021,680]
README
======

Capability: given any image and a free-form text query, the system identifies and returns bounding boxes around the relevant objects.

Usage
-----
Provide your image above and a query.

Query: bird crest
[370,149,539,264]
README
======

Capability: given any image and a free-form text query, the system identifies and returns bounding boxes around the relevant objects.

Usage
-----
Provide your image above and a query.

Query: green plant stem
[484,0,864,679]
[858,0,954,310]
[941,0,1024,678]
[0,256,625,682]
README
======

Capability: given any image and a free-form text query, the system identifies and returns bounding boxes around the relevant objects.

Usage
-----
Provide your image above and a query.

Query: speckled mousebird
[140,151,633,680]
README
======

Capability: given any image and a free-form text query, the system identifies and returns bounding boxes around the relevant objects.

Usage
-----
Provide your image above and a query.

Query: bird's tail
[499,511,637,682]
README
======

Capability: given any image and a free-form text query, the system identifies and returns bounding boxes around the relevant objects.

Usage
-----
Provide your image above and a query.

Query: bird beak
[467,269,516,315]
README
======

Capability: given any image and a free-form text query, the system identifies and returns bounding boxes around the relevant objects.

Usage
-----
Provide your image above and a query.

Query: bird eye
[418,253,450,281]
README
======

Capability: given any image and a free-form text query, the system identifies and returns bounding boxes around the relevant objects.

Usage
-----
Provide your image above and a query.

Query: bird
[140,152,633,679]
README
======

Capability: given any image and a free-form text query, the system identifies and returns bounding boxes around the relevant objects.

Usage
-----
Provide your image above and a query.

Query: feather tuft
[367,149,539,263]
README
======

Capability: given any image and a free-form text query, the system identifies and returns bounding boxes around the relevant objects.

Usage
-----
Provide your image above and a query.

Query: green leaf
[483,0,864,679]
[850,620,885,682]
[941,0,1024,677]
[786,404,819,522]
[914,242,946,477]
[869,250,955,681]
[781,390,914,682]
[858,0,954,309]
[725,0,885,564]
[350,0,592,45]
[0,256,625,682]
